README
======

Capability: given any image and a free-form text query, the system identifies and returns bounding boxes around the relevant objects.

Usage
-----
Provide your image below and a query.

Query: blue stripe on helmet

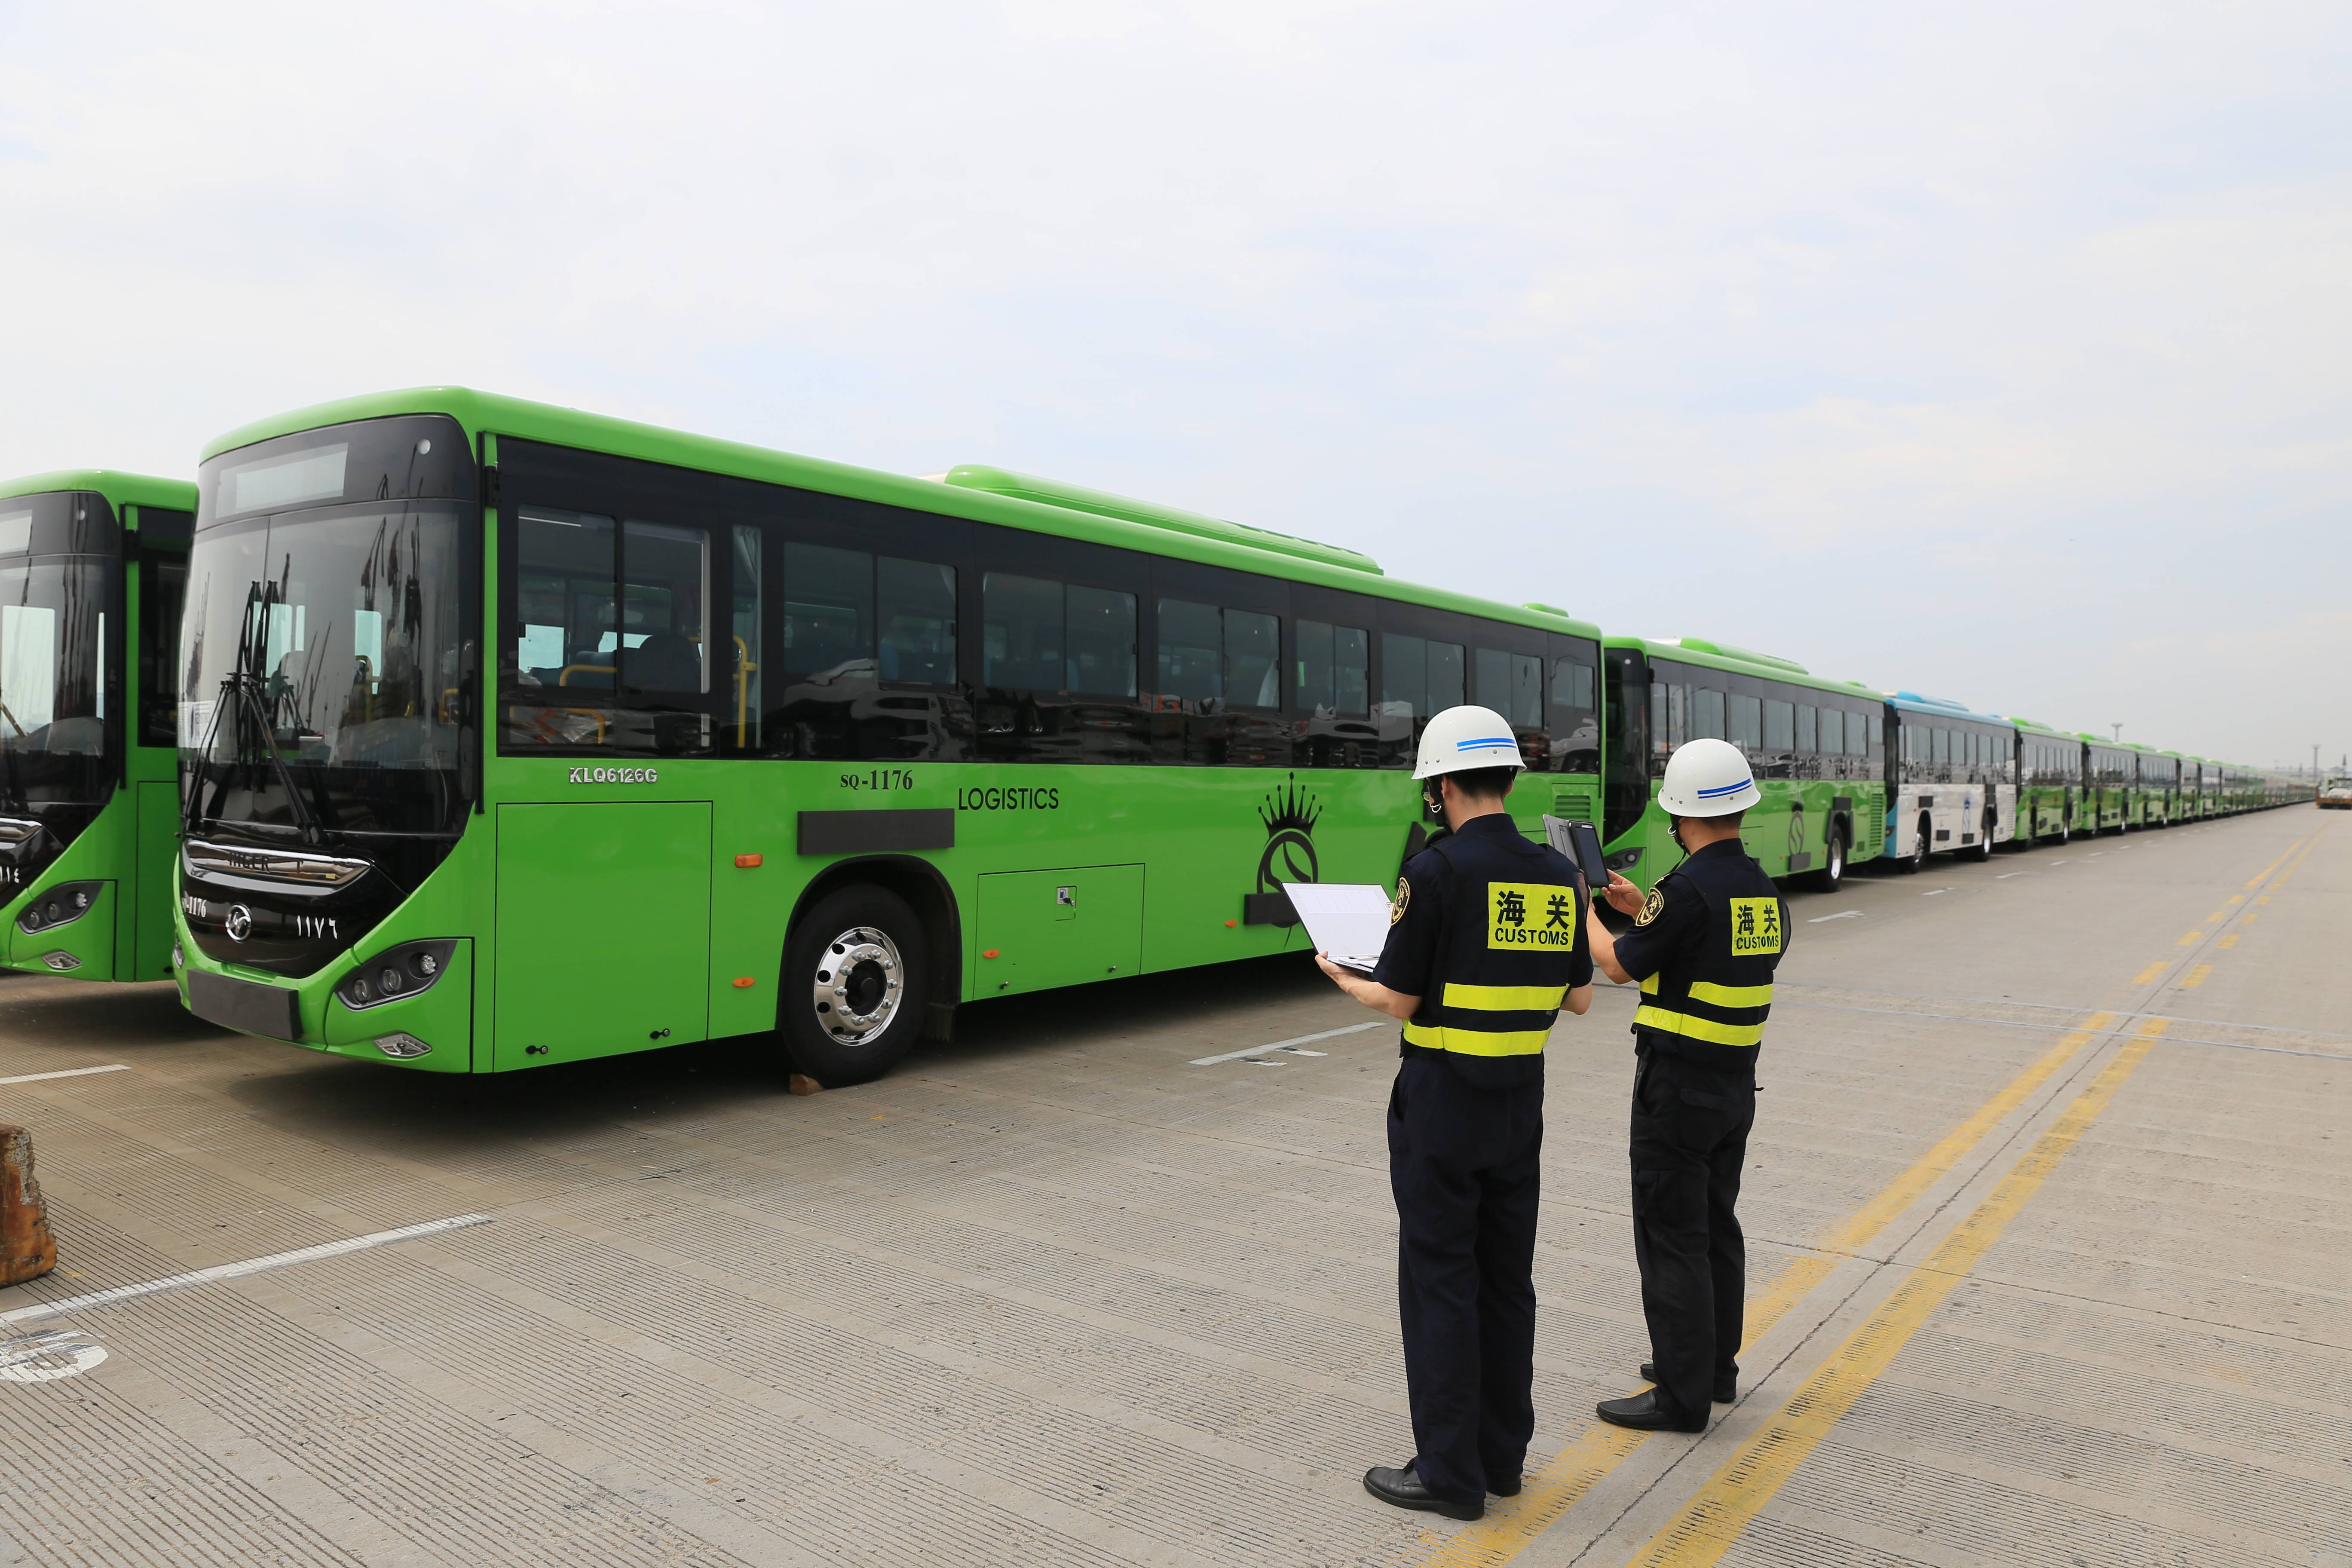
[1456,737,1516,750]
[1694,780,1752,797]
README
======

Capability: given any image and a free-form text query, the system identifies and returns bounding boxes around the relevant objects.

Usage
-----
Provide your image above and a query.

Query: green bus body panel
[199,388,1600,641]
[977,865,1145,995]
[493,803,712,1069]
[134,784,181,978]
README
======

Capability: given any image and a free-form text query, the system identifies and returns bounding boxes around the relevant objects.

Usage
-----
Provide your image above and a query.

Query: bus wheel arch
[1807,816,1847,892]
[779,858,962,1085]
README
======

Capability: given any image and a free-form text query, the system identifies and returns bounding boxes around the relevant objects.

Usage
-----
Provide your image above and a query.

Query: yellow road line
[2180,965,2214,989]
[2175,930,2203,946]
[1408,1013,2115,1566]
[1624,1018,2172,1568]
[2131,962,2166,984]
[2241,912,2260,925]
[2218,934,2239,949]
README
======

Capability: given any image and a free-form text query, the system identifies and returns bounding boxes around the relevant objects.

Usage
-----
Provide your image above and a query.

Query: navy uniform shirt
[1608,837,1788,1073]
[1373,812,1595,1089]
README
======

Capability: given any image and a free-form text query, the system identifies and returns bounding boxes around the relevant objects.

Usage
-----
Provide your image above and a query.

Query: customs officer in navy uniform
[1317,705,1595,1521]
[1584,738,1786,1432]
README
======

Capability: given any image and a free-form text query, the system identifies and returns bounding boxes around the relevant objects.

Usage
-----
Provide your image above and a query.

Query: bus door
[493,801,713,1067]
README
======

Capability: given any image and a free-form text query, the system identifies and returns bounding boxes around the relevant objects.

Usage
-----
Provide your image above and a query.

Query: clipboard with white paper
[1283,882,1396,975]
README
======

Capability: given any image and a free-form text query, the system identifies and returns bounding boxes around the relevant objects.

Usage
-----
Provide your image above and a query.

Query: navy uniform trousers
[1387,1051,1544,1503]
[1629,1045,1756,1422]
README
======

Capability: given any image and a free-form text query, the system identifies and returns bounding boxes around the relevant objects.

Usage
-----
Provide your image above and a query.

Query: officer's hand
[1602,871,1646,917]
[1314,951,1354,986]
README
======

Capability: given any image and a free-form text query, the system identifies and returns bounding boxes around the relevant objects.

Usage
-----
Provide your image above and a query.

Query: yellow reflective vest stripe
[1631,1004,1764,1048]
[1402,1020,1553,1057]
[1442,981,1571,1012]
[1687,980,1775,1008]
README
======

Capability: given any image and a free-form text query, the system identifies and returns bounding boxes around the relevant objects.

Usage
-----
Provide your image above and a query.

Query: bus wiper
[224,670,325,846]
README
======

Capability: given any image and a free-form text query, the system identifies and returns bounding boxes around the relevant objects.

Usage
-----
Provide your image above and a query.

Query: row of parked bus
[0,390,2315,1084]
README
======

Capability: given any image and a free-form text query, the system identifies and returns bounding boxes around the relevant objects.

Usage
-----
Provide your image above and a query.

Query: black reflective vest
[1401,829,1584,1069]
[1633,845,1786,1066]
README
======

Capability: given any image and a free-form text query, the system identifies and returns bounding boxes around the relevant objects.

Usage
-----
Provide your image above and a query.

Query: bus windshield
[0,494,116,810]
[180,503,467,836]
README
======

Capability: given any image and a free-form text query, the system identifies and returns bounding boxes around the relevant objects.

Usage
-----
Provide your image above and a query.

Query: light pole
[2111,723,2123,743]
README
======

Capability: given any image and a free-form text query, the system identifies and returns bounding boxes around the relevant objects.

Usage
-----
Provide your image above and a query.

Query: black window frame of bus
[494,440,1569,769]
[129,505,194,754]
[1648,658,1880,788]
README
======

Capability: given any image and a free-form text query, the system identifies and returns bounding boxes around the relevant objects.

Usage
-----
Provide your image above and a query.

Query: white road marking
[1923,888,1954,896]
[1191,1020,1383,1066]
[1996,872,2032,879]
[0,1064,128,1086]
[0,1329,107,1382]
[2050,859,2070,865]
[1807,910,1862,923]
[0,1335,107,1382]
[0,1213,492,1326]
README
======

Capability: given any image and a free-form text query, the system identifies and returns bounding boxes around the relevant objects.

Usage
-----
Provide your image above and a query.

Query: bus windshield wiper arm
[224,670,325,846]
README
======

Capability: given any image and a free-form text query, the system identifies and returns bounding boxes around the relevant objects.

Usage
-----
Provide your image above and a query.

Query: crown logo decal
[1259,775,1322,836]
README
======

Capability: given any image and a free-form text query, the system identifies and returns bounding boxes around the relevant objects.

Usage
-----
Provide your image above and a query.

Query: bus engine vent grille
[1551,787,1596,823]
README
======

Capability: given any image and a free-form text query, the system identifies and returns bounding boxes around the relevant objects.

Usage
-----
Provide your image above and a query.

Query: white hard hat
[1413,705,1526,781]
[1658,738,1759,817]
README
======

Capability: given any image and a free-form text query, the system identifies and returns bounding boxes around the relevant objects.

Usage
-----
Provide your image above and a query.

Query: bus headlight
[336,940,457,1011]
[18,882,102,935]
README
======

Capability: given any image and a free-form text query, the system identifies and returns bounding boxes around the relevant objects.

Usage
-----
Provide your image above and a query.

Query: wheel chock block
[0,1125,57,1286]
[788,1074,823,1096]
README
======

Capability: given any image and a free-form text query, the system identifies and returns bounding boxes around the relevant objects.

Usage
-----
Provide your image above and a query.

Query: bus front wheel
[780,884,933,1087]
[1905,813,1931,873]
[1969,811,1995,861]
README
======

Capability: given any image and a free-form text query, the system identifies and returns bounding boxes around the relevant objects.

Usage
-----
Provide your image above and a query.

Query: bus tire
[778,884,932,1088]
[1807,825,1847,892]
[1905,813,1931,873]
[1969,811,1995,861]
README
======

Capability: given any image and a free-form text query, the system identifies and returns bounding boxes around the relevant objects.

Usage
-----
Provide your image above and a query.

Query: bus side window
[729,525,761,751]
[1299,619,1371,717]
[1795,704,1816,755]
[782,542,872,680]
[1474,649,1542,730]
[515,506,617,690]
[1381,632,1427,724]
[878,557,956,685]
[618,520,709,695]
[1225,609,1280,710]
[1159,600,1223,708]
[1692,687,1726,741]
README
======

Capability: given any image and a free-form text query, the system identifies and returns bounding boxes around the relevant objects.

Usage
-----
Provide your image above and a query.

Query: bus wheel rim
[812,925,904,1046]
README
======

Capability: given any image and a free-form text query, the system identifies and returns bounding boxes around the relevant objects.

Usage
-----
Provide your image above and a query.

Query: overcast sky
[3,1,2345,769]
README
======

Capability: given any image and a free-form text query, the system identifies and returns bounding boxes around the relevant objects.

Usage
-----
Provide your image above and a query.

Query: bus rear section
[171,390,1605,1081]
[0,472,191,982]
[1881,693,2015,870]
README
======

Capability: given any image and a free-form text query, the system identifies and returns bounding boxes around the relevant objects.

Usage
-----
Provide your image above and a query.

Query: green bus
[169,389,1605,1080]
[2009,717,2082,842]
[1598,636,1884,893]
[2077,734,2141,832]
[0,471,192,981]
[2122,743,2176,827]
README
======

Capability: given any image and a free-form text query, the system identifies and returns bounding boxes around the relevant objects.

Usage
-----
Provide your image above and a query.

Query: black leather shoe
[1596,1390,1706,1433]
[1487,1472,1522,1498]
[1364,1465,1484,1521]
[1640,1362,1736,1403]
